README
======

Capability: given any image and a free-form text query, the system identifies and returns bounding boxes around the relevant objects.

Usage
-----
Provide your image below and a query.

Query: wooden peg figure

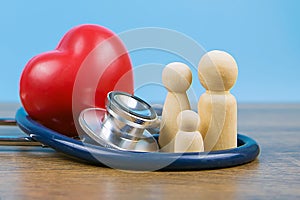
[159,62,192,152]
[174,110,204,153]
[198,50,238,151]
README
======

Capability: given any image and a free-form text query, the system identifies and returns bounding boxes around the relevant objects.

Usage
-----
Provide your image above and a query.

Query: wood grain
[0,103,299,200]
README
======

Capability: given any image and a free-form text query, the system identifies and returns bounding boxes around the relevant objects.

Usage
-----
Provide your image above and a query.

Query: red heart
[20,24,134,137]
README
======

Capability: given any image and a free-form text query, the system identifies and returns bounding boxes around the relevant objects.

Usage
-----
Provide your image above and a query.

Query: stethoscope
[0,91,161,151]
[0,91,260,171]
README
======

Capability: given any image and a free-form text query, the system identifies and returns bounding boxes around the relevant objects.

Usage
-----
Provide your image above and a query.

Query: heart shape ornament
[20,24,134,137]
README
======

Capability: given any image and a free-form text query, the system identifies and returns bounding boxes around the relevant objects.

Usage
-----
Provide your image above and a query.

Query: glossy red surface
[20,24,134,137]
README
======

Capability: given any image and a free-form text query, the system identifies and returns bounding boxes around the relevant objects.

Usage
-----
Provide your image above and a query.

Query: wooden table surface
[0,103,299,200]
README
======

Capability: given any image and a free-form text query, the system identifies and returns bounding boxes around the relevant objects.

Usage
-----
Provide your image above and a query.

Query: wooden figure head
[177,110,200,132]
[198,50,238,92]
[162,62,192,93]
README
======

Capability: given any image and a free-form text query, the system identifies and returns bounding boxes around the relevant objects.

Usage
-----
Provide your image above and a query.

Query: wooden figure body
[159,62,192,152]
[198,50,238,151]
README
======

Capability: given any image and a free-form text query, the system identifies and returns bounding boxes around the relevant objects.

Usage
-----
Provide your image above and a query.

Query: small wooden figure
[198,50,238,151]
[174,110,204,153]
[159,62,192,152]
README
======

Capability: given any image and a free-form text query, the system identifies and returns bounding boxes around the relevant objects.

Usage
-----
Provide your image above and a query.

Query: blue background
[0,0,299,103]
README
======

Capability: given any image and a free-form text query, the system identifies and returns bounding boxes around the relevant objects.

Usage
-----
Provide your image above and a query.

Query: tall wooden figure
[198,50,238,151]
[159,62,192,152]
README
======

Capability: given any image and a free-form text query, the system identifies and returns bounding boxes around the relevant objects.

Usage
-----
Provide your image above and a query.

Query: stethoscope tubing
[0,118,42,146]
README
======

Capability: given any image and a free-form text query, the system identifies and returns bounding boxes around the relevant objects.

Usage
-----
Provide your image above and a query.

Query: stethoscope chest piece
[79,91,160,152]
